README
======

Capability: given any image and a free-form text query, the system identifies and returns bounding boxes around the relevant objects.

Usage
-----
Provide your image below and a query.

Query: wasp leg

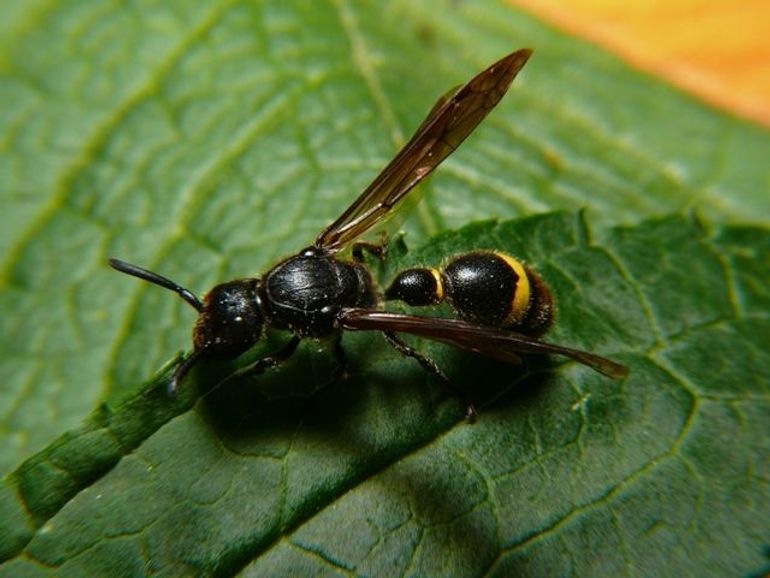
[170,343,212,395]
[329,334,349,382]
[229,336,301,381]
[382,331,477,420]
[352,233,389,262]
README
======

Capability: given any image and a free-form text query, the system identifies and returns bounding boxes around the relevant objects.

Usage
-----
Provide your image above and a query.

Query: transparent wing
[315,49,533,252]
[339,309,629,379]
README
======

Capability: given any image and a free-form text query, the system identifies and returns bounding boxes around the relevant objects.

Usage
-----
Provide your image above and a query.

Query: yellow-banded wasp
[111,49,628,415]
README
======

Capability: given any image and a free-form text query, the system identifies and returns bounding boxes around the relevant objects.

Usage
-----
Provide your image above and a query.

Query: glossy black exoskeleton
[110,49,628,410]
[385,250,553,335]
[260,247,377,338]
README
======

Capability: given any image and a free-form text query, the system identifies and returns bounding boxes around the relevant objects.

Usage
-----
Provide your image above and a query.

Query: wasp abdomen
[443,252,526,326]
[385,251,552,336]
[383,268,443,306]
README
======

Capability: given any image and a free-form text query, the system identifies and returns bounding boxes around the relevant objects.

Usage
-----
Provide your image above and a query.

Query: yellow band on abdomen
[496,252,531,326]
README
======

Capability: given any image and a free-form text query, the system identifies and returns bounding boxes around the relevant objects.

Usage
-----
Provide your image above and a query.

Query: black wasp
[110,49,628,411]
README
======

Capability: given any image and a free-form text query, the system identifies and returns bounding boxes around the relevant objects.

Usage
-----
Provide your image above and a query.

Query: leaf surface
[1,0,768,576]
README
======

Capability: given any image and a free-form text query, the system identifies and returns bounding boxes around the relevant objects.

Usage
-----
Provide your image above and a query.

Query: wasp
[110,49,628,412]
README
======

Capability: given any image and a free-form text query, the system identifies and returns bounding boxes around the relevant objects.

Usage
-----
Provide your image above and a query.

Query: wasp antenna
[109,258,203,312]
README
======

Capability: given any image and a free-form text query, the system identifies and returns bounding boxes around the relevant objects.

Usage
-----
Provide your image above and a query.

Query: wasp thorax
[193,279,264,358]
[260,252,376,338]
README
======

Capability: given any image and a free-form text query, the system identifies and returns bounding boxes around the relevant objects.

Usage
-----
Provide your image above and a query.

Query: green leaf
[1,0,768,576]
[2,213,769,576]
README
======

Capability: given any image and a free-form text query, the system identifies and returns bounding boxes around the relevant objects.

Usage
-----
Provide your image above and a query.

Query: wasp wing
[315,49,533,252]
[339,309,629,379]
